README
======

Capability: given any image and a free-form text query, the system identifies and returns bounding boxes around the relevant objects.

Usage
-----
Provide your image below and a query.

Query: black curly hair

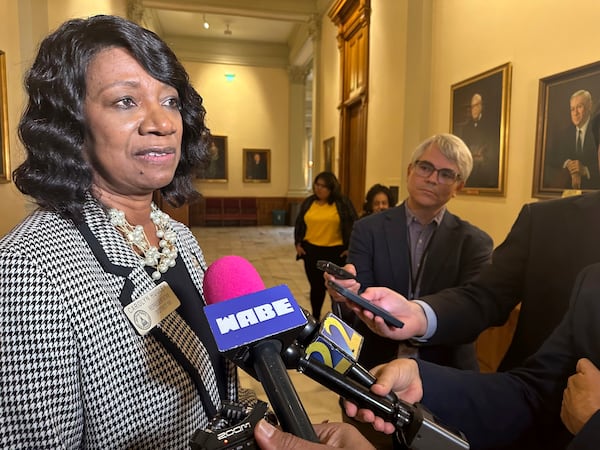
[361,183,393,216]
[13,15,212,222]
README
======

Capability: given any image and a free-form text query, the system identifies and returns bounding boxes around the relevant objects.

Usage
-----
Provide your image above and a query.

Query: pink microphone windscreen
[203,255,266,304]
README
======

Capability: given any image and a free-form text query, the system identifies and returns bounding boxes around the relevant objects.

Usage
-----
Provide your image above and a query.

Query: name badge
[124,282,181,335]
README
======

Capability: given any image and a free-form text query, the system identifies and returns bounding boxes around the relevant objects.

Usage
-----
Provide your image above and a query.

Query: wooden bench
[194,197,258,226]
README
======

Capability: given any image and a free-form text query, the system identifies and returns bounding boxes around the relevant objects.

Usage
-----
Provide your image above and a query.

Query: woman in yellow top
[294,172,358,320]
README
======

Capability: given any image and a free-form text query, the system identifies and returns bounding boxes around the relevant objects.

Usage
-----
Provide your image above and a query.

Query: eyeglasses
[314,182,329,189]
[412,160,461,185]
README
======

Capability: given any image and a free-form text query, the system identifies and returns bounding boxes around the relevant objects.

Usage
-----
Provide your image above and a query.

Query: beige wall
[47,0,126,28]
[0,0,32,236]
[2,0,600,244]
[184,61,290,197]
[429,0,600,244]
[317,14,340,172]
[365,0,409,192]
[0,0,127,236]
[358,0,600,245]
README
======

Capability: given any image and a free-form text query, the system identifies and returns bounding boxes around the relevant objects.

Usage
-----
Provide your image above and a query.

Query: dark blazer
[459,114,500,188]
[548,124,600,189]
[418,262,600,450]
[347,203,493,370]
[294,194,358,249]
[247,160,268,180]
[423,190,600,371]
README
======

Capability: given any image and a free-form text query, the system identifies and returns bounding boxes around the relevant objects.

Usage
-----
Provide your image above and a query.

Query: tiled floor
[192,225,341,425]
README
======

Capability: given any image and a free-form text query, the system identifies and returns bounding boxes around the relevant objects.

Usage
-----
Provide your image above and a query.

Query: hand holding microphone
[203,256,469,449]
[344,358,424,435]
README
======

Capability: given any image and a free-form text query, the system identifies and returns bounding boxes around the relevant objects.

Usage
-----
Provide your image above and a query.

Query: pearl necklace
[108,203,178,280]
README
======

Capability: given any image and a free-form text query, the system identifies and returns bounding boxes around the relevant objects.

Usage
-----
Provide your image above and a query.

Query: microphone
[204,256,469,449]
[203,256,318,442]
[284,344,469,449]
[281,306,469,448]
[203,255,266,303]
[204,256,374,386]
[298,312,401,399]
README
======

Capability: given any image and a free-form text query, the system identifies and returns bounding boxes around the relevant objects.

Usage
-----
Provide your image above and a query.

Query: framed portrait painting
[0,51,10,183]
[450,62,512,196]
[243,149,270,183]
[533,61,600,197]
[323,137,335,172]
[198,135,228,182]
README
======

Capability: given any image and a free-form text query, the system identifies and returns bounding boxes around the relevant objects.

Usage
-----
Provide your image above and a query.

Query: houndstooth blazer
[0,197,239,449]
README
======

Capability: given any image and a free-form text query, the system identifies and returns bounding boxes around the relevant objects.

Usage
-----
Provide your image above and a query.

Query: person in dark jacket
[330,189,600,373]
[360,183,394,217]
[346,262,600,450]
[0,15,255,447]
[340,133,493,449]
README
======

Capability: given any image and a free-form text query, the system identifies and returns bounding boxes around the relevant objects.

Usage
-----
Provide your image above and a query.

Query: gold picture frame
[450,62,512,196]
[0,51,10,183]
[532,61,600,197]
[323,137,335,173]
[198,135,228,182]
[243,149,270,183]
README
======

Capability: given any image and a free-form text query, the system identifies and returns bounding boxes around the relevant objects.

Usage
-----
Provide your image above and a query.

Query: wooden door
[329,0,371,212]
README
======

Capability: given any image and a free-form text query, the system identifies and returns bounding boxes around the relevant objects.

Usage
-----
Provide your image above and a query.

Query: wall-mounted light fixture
[203,14,210,30]
[224,73,236,82]
[224,23,232,36]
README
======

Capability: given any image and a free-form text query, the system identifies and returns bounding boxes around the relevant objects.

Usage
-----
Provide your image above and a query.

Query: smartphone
[316,260,358,281]
[327,280,404,329]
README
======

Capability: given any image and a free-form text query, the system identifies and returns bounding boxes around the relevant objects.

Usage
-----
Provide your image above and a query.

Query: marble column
[287,65,312,197]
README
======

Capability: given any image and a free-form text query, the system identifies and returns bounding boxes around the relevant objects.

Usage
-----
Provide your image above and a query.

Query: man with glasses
[337,133,493,449]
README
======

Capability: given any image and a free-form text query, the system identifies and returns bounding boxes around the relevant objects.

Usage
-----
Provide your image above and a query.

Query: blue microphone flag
[204,284,308,354]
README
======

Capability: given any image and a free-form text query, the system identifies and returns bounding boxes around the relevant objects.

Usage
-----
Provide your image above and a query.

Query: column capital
[307,14,321,42]
[126,0,144,24]
[288,65,309,84]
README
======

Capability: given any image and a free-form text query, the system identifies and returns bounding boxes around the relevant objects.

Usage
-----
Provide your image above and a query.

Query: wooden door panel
[344,102,367,211]
[329,0,370,212]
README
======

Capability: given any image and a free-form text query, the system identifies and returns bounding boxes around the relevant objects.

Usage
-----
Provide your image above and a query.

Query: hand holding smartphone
[316,260,358,281]
[327,279,404,329]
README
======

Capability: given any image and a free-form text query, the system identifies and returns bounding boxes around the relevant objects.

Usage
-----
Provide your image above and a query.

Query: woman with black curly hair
[1,15,252,448]
[360,183,394,217]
